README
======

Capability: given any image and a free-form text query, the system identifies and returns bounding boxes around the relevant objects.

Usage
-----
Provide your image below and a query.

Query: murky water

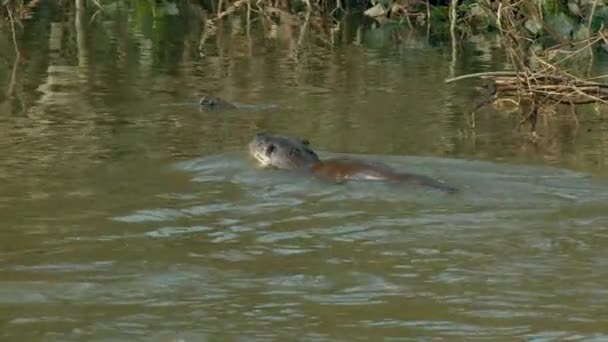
[2,2,608,340]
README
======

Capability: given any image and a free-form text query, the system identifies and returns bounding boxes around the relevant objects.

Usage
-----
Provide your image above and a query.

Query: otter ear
[301,139,310,146]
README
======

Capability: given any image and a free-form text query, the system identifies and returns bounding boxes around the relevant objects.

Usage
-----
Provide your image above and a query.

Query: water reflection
[1,1,608,340]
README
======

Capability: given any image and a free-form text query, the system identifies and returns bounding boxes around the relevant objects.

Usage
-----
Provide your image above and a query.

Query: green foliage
[430,6,450,24]
[543,0,564,14]
[545,12,576,39]
[1,0,607,58]
[590,6,608,32]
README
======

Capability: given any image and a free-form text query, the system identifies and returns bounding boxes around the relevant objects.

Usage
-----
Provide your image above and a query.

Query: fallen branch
[446,0,608,134]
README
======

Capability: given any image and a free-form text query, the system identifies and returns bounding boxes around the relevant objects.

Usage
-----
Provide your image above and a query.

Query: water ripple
[5,152,607,340]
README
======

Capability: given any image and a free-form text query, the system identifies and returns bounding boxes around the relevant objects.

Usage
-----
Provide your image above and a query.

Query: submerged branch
[446,0,608,134]
[445,71,521,84]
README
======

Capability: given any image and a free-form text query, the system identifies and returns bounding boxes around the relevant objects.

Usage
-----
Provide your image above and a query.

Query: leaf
[572,25,589,41]
[590,7,608,32]
[567,1,581,16]
[364,3,388,18]
[469,3,486,17]
[545,12,576,40]
[524,18,543,35]
[161,0,180,16]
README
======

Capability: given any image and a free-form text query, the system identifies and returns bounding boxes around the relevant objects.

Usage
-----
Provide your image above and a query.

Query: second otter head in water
[199,95,221,107]
[248,133,321,170]
[199,95,237,110]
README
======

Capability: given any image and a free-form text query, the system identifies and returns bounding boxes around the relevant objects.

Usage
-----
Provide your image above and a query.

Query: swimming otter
[199,95,279,111]
[248,133,458,193]
[199,95,238,110]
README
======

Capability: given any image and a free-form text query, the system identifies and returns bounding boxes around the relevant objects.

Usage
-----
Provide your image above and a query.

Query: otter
[199,95,279,111]
[248,133,458,193]
[199,95,238,110]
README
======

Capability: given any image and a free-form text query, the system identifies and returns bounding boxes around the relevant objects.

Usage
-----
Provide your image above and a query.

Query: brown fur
[249,133,458,194]
[310,158,458,193]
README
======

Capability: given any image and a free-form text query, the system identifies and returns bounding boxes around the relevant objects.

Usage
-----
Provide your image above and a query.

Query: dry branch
[446,0,608,133]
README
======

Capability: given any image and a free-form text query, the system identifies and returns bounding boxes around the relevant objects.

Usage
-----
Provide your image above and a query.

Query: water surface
[1,2,608,340]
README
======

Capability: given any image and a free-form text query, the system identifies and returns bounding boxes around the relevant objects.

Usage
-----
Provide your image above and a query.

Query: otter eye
[265,144,275,156]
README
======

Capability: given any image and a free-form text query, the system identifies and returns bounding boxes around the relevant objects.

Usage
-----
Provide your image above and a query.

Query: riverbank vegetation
[444,0,608,136]
[1,0,608,137]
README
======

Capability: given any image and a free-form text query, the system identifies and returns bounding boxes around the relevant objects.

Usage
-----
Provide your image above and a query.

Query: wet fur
[249,133,320,170]
[199,95,237,110]
[311,158,458,193]
[249,133,458,194]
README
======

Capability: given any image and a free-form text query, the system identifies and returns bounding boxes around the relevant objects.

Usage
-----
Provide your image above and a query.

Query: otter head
[248,133,321,170]
[199,95,220,107]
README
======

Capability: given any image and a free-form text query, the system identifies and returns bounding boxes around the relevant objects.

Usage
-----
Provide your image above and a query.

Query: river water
[1,2,608,341]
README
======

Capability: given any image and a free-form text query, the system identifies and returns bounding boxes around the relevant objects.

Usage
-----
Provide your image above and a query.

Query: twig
[6,47,20,98]
[426,0,430,40]
[91,0,103,10]
[586,0,599,75]
[6,5,21,60]
[448,0,457,79]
